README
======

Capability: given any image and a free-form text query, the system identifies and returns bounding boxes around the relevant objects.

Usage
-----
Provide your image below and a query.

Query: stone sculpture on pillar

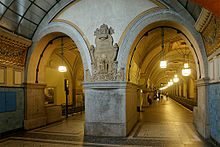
[86,24,124,81]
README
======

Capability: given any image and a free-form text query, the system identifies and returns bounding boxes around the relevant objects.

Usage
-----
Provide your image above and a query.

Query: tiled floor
[0,97,215,146]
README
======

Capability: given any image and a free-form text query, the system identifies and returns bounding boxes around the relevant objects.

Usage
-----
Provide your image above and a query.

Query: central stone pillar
[83,24,138,136]
[193,78,210,138]
[83,81,138,137]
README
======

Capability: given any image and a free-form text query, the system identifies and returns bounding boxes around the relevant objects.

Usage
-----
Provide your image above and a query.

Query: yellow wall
[183,82,187,98]
[45,67,66,105]
[130,61,140,85]
[6,68,13,86]
[188,78,195,99]
[178,84,182,97]
[0,67,23,87]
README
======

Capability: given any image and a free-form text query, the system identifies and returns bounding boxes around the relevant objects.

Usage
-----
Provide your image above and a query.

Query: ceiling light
[58,37,67,72]
[160,28,167,69]
[173,74,179,83]
[182,68,191,76]
[58,65,67,72]
[170,79,173,85]
[160,60,167,68]
[182,63,191,76]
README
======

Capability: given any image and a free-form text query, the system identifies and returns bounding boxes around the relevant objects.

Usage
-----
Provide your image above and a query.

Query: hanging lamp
[173,74,179,83]
[182,52,191,76]
[170,79,173,85]
[58,37,67,72]
[160,28,167,68]
[182,63,191,76]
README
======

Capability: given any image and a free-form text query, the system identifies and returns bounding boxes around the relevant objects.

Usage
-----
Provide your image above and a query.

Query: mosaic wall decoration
[0,28,32,67]
[202,15,220,56]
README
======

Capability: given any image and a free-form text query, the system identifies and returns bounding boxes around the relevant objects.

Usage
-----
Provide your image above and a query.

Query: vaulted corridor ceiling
[129,25,196,88]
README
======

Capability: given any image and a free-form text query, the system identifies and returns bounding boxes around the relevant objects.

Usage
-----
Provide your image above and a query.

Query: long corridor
[0,97,213,147]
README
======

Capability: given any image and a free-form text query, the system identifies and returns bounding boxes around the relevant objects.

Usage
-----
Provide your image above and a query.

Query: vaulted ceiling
[0,0,217,40]
[0,0,62,39]
[47,37,83,82]
[129,26,196,88]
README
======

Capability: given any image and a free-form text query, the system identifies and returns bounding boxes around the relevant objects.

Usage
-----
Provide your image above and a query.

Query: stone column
[24,83,47,130]
[193,78,210,138]
[83,81,138,137]
[181,81,184,97]
[179,84,181,97]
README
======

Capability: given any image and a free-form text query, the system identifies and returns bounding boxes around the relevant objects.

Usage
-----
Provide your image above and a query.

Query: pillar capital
[196,77,209,87]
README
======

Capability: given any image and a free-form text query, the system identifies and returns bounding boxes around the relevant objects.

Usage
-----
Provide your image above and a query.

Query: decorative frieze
[195,9,220,56]
[0,28,32,67]
[86,24,124,82]
[195,8,212,33]
[202,15,220,56]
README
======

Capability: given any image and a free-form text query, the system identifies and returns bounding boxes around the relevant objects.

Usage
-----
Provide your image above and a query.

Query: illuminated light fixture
[173,74,179,83]
[168,82,171,87]
[58,66,67,72]
[170,79,173,85]
[182,63,191,76]
[160,86,168,90]
[58,37,67,72]
[184,63,189,68]
[160,28,167,68]
[181,46,191,76]
[160,60,167,68]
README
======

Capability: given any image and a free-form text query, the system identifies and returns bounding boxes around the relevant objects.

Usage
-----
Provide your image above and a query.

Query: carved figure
[87,24,124,81]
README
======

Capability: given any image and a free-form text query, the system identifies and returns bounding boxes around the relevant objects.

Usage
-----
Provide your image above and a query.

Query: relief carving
[86,24,124,81]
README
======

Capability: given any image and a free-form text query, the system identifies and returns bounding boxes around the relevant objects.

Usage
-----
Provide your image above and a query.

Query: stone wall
[83,81,138,137]
[55,0,158,46]
[45,105,62,124]
[0,87,24,134]
[24,83,47,130]
[83,81,127,136]
[209,83,220,143]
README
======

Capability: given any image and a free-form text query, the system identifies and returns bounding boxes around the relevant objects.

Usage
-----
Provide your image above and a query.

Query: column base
[193,106,210,138]
[24,116,46,130]
[84,122,126,137]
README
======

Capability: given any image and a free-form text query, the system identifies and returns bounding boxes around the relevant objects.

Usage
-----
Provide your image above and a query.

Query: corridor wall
[0,87,24,134]
[209,83,220,143]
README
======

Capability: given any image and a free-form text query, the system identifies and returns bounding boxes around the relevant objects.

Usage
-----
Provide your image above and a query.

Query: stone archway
[118,10,209,138]
[25,22,91,84]
[118,11,208,79]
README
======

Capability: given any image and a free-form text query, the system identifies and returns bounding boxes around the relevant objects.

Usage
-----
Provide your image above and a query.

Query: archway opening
[25,32,85,133]
[43,36,85,117]
[127,21,199,108]
[126,21,201,140]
